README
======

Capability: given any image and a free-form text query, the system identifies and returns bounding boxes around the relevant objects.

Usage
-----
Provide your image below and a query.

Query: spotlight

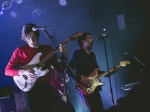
[32,9,41,17]
[0,11,3,15]
[2,1,12,10]
[59,0,67,6]
[15,0,23,4]
[10,11,17,18]
[103,29,106,31]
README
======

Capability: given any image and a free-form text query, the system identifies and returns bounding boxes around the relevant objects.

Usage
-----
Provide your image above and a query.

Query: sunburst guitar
[76,61,130,95]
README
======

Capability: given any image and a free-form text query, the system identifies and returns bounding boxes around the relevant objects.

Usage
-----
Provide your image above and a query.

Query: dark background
[0,0,150,111]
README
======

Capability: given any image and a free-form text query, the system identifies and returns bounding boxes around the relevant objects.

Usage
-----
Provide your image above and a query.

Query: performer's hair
[21,23,40,41]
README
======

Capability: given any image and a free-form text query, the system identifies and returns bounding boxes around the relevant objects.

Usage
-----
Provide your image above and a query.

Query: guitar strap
[38,45,43,53]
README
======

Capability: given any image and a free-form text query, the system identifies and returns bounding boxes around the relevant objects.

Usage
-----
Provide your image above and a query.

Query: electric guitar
[76,61,130,95]
[13,32,83,92]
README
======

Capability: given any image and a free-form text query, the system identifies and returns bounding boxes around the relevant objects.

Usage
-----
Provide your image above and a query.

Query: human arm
[66,50,82,81]
[5,48,37,78]
[91,52,118,77]
[98,66,119,77]
[5,48,21,76]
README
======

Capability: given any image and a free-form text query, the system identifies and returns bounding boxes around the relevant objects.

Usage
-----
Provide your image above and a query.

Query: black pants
[23,82,55,112]
[83,88,104,112]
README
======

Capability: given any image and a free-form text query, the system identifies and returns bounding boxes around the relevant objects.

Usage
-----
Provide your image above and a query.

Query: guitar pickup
[22,75,28,80]
[24,81,28,88]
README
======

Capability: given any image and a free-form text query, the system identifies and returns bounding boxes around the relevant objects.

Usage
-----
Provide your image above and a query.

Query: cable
[51,27,56,44]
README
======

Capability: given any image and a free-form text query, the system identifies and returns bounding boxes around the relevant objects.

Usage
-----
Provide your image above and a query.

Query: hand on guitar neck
[84,66,118,78]
[105,66,119,77]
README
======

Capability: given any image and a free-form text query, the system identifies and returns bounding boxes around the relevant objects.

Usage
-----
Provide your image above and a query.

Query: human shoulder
[11,45,27,55]
[15,45,28,51]
[74,49,84,54]
[90,51,96,57]
[73,49,82,55]
[90,51,95,55]
[72,49,85,58]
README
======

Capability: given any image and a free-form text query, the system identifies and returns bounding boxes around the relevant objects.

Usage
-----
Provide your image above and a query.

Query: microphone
[32,26,51,31]
[96,36,109,40]
[125,51,137,55]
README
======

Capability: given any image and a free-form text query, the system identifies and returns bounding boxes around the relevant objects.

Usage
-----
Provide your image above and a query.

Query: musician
[66,32,116,112]
[5,23,67,112]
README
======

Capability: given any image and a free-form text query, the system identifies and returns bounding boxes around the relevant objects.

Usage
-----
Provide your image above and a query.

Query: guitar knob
[87,88,90,93]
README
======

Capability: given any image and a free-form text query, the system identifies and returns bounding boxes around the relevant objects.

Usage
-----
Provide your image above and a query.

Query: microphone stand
[42,28,70,112]
[101,38,115,106]
[129,54,145,67]
[129,53,145,81]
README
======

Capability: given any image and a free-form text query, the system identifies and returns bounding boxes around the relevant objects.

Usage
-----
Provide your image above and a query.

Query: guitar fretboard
[97,65,120,79]
[38,49,58,67]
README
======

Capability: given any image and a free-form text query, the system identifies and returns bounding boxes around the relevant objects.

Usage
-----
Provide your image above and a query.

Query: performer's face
[26,31,39,48]
[83,34,94,49]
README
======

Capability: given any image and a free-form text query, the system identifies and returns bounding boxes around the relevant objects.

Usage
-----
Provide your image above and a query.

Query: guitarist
[5,23,67,112]
[66,32,117,112]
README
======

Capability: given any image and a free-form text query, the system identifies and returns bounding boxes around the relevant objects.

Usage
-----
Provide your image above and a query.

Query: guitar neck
[97,65,120,79]
[38,37,73,67]
[38,49,58,66]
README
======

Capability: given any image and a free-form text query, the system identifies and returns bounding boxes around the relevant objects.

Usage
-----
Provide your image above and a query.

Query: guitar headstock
[69,32,83,41]
[62,32,83,45]
[119,61,130,67]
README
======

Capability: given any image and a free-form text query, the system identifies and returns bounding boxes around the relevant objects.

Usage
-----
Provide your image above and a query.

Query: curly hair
[21,23,40,41]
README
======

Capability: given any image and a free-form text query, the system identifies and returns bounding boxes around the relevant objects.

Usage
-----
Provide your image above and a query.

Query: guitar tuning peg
[78,32,83,36]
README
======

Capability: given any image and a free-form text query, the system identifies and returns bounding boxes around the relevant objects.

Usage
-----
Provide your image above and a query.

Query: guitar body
[77,74,104,95]
[13,53,49,92]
